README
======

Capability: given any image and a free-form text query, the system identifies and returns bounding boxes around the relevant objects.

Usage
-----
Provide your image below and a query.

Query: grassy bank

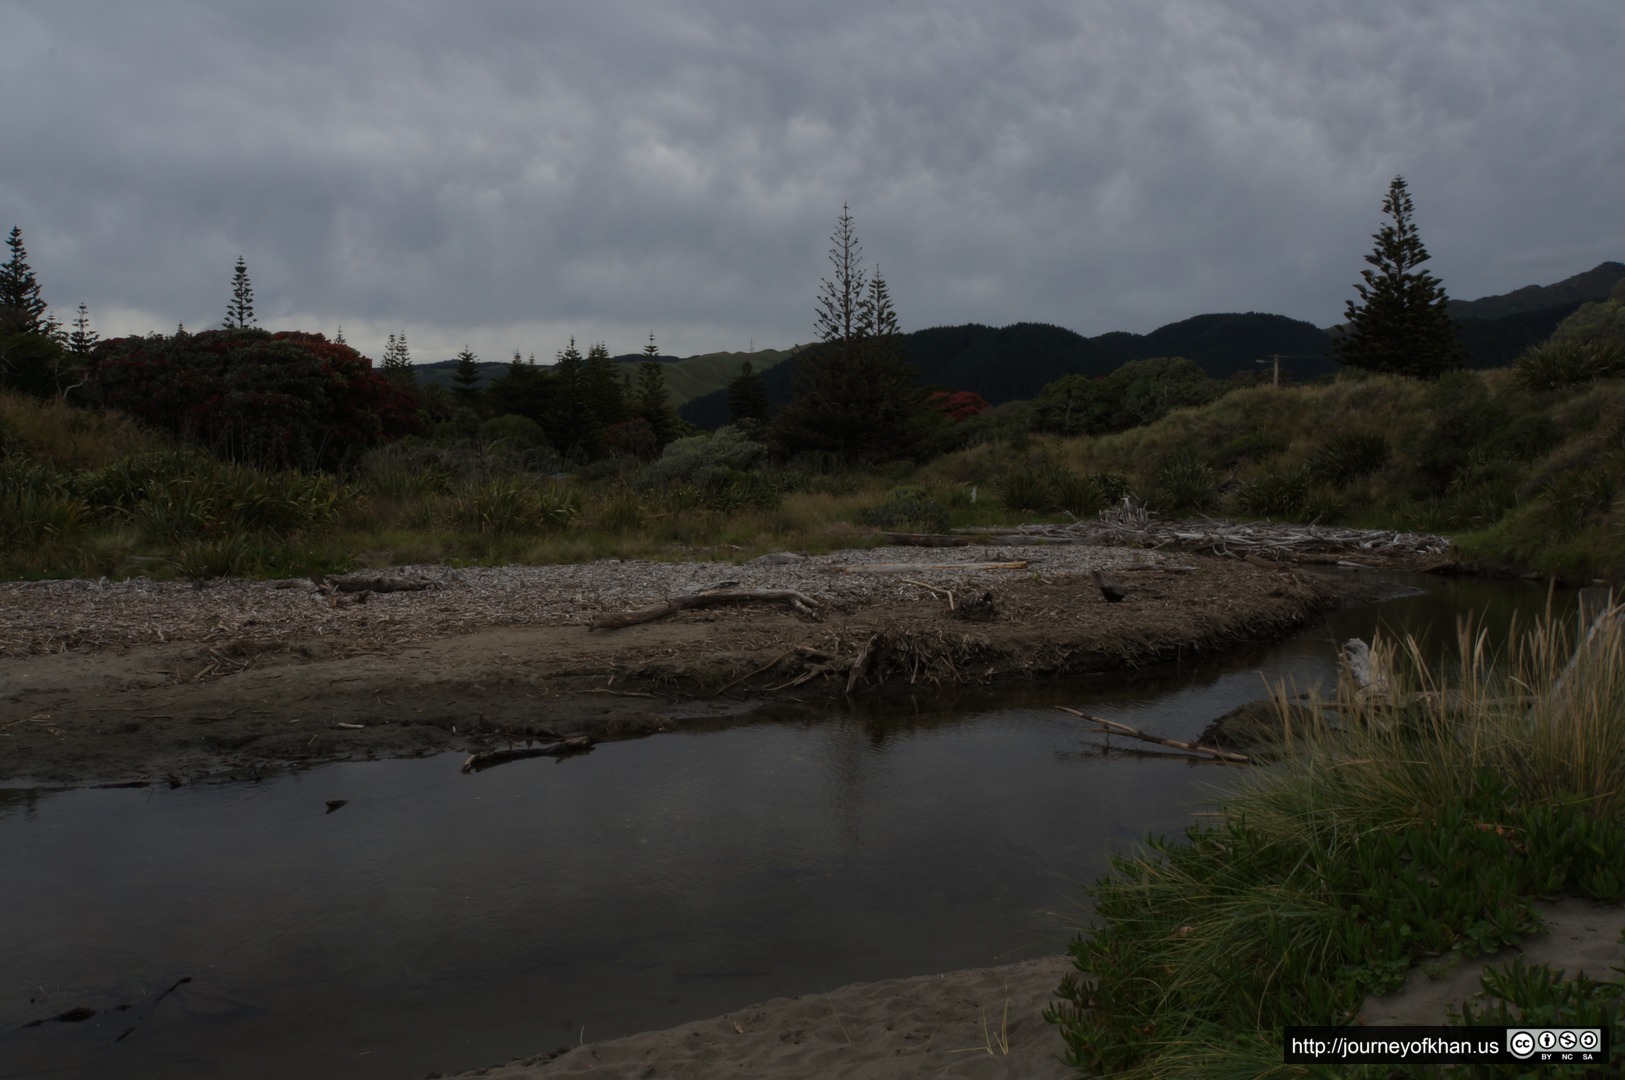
[3,358,1622,583]
[926,368,1625,582]
[1046,605,1625,1078]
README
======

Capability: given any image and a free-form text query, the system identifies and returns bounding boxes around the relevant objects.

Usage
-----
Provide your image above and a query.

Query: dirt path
[0,546,1375,787]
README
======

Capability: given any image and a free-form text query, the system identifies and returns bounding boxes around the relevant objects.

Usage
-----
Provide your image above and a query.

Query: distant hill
[424,260,1624,426]
[413,349,797,408]
[1447,261,1625,321]
[607,347,799,408]
[678,315,1337,427]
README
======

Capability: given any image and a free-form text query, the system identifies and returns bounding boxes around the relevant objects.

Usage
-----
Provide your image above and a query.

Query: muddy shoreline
[0,546,1401,788]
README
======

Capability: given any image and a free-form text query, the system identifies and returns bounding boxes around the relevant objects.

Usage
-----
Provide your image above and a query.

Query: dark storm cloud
[1,0,1620,361]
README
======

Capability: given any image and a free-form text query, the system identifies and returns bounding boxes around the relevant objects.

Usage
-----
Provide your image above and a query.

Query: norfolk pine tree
[582,341,626,427]
[772,206,923,462]
[452,347,483,403]
[224,257,257,329]
[68,303,98,356]
[0,227,49,336]
[1336,176,1463,378]
[633,332,680,447]
[728,360,769,421]
[0,226,69,396]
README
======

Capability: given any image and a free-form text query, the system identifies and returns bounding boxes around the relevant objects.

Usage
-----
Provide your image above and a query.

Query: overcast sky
[3,1,1621,365]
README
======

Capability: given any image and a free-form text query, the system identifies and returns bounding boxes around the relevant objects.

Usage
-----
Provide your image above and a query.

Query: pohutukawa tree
[1336,176,1463,378]
[224,256,257,329]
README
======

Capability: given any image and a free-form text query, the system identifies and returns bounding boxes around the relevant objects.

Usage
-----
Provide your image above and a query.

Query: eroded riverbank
[1,544,1399,786]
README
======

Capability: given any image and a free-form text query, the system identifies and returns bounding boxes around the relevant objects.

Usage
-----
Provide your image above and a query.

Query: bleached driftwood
[831,561,1028,574]
[997,520,1452,568]
[589,588,822,631]
[1056,705,1251,764]
[461,736,593,773]
[320,573,435,594]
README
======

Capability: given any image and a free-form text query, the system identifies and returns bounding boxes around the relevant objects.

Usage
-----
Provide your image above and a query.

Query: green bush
[635,427,766,492]
[1213,429,1288,467]
[856,486,950,533]
[1234,464,1314,520]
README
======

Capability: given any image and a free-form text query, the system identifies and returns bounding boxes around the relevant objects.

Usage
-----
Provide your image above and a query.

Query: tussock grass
[1048,604,1625,1076]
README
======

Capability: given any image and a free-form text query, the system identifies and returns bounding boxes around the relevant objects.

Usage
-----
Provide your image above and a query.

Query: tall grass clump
[1048,603,1625,1077]
[1152,451,1217,514]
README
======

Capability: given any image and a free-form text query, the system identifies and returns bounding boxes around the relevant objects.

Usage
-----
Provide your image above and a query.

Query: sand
[436,899,1624,1079]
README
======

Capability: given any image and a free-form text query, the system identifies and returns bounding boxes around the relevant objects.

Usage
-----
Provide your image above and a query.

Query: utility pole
[1255,354,1280,387]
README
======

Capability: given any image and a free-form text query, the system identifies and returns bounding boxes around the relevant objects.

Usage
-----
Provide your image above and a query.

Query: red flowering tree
[925,390,990,423]
[89,328,424,470]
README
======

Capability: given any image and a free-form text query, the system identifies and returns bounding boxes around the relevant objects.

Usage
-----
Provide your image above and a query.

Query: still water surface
[0,574,1569,1079]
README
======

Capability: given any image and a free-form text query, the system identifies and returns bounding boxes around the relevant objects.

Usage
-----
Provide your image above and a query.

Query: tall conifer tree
[1336,176,1463,378]
[452,347,483,402]
[0,227,48,336]
[773,207,924,462]
[224,257,256,329]
[68,303,98,356]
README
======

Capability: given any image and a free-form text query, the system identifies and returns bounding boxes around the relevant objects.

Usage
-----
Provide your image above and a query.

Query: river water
[0,574,1572,1079]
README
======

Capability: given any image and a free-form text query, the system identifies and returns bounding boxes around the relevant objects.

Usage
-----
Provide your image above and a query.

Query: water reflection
[0,572,1575,1080]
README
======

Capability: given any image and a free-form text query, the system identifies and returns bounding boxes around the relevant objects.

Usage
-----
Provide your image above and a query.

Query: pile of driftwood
[886,520,1454,571]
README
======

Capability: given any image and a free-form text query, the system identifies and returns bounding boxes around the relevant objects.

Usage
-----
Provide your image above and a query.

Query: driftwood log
[589,588,822,631]
[831,561,1028,575]
[320,573,436,594]
[1056,705,1251,764]
[880,532,977,547]
[461,736,594,773]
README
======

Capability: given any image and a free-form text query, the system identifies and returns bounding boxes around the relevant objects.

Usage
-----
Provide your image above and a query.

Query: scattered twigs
[900,578,956,610]
[588,589,823,631]
[460,736,594,773]
[1055,705,1252,764]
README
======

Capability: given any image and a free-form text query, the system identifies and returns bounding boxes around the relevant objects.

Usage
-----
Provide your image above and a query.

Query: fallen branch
[900,578,956,610]
[461,736,594,773]
[1055,706,1251,764]
[589,589,823,631]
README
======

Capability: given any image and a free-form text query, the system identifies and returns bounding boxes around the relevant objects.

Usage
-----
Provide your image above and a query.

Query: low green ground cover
[1046,609,1625,1078]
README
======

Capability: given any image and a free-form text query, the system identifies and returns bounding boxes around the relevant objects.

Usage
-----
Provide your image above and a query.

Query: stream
[0,573,1573,1079]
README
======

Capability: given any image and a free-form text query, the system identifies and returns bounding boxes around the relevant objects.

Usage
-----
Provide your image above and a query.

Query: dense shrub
[856,486,951,533]
[1235,464,1314,519]
[635,427,766,492]
[89,329,424,470]
[1031,357,1223,437]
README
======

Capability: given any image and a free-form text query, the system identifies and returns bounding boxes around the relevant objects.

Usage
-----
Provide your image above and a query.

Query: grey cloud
[1,0,1620,361]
